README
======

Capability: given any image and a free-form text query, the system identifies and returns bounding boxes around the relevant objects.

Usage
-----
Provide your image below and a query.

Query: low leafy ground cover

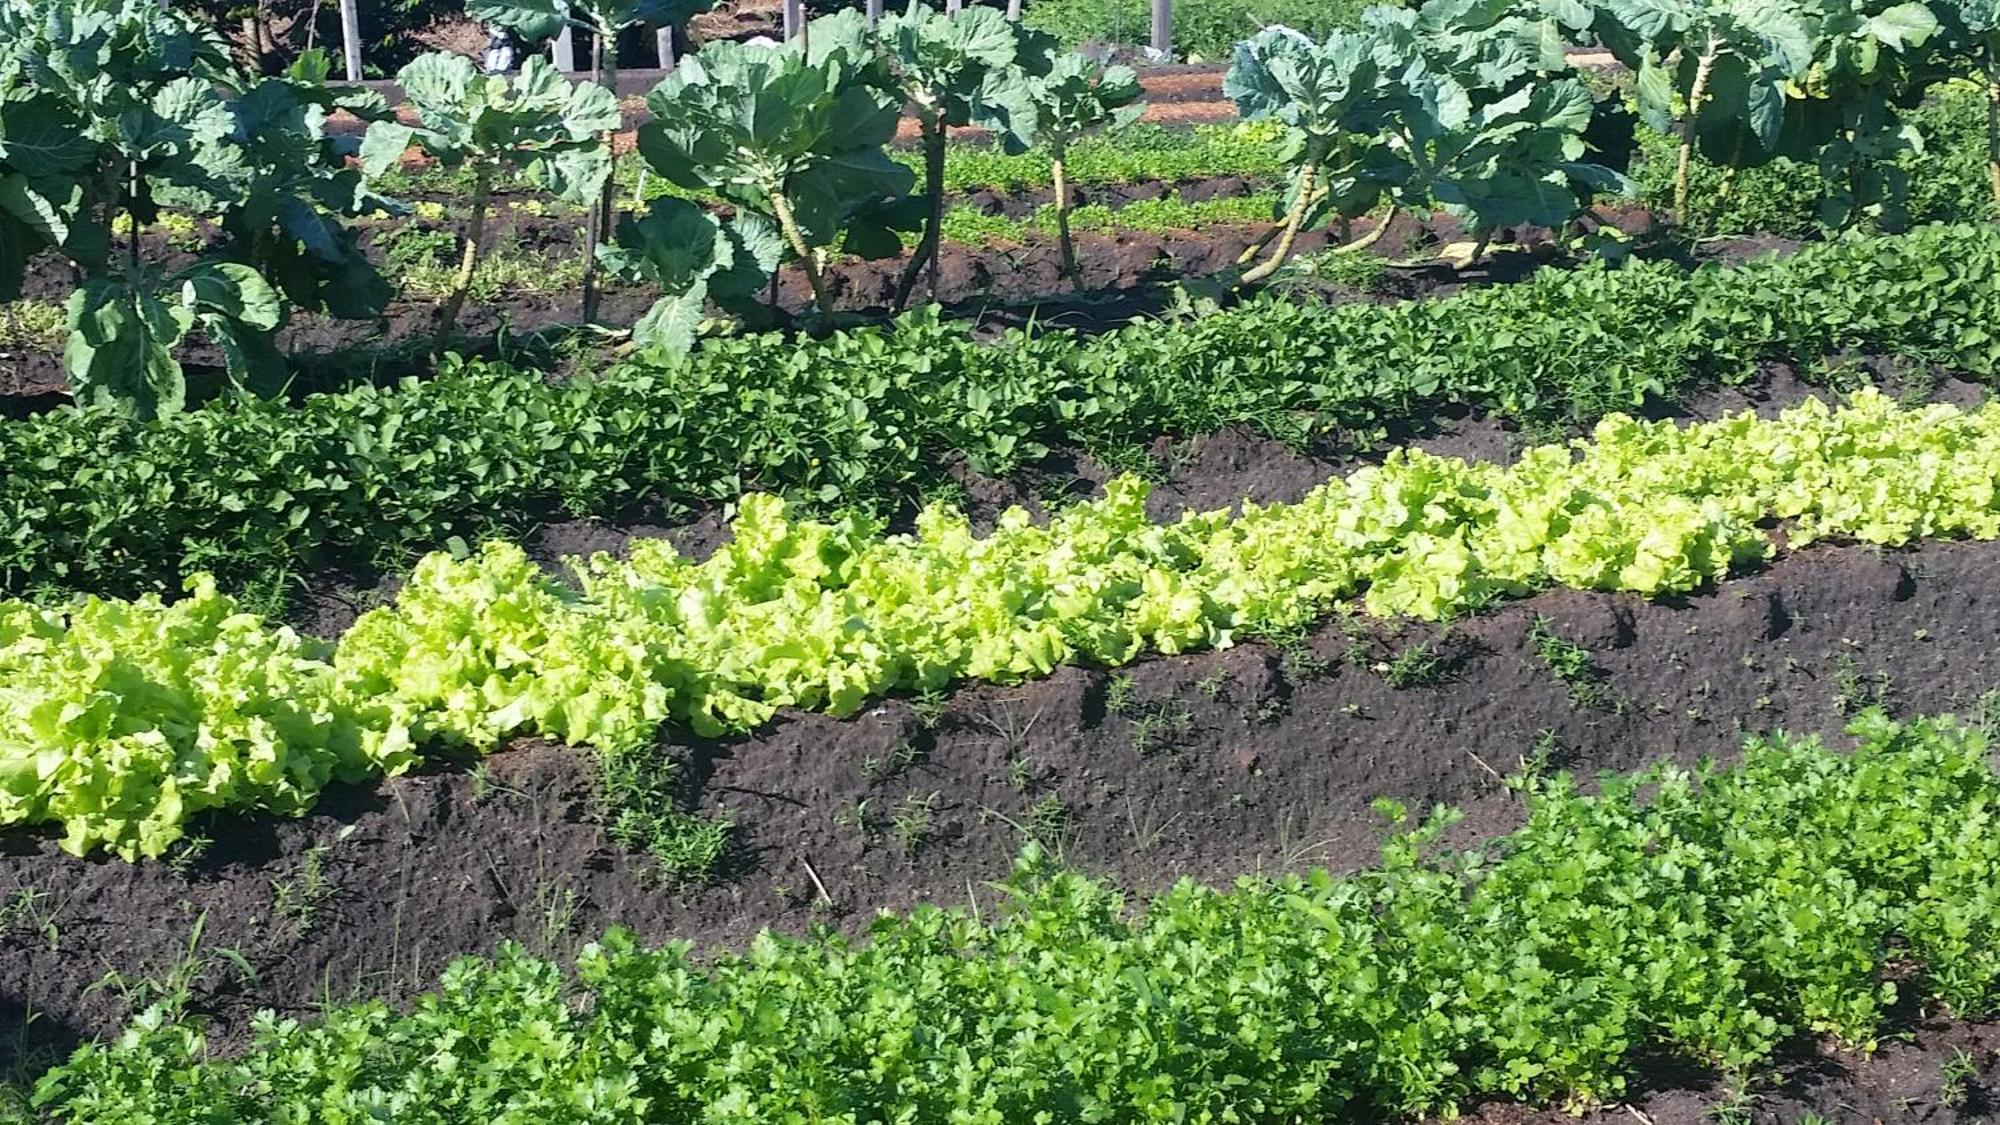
[934,191,1280,246]
[4,223,1995,604]
[20,709,1999,1122]
[5,389,1999,860]
[1024,0,1388,59]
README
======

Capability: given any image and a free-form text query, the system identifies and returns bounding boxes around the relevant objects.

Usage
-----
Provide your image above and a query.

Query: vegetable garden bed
[10,0,2000,1118]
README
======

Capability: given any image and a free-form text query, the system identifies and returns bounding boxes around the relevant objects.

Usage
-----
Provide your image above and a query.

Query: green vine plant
[361,53,618,357]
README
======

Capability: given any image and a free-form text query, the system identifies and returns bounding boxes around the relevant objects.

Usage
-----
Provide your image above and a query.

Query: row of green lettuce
[8,222,2000,604]
[22,710,2000,1121]
[6,389,2000,860]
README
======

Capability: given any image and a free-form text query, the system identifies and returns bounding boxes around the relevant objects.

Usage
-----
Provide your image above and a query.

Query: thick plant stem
[925,119,945,298]
[1053,151,1080,292]
[435,164,492,358]
[1337,206,1396,255]
[1674,42,1719,224]
[892,113,946,311]
[769,185,831,317]
[1239,161,1319,285]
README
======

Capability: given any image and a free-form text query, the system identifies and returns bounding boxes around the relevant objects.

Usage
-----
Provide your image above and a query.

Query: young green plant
[361,54,617,356]
[466,0,716,323]
[1023,52,1144,290]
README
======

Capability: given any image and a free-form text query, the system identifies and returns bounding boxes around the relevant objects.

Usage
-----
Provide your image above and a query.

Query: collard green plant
[214,51,400,325]
[634,13,913,318]
[1363,0,1629,252]
[1225,26,1399,281]
[1227,5,1623,278]
[1024,53,1144,290]
[596,197,776,356]
[1780,1,1943,229]
[362,53,618,355]
[465,0,717,324]
[0,0,392,415]
[872,4,1055,307]
[1592,0,1939,221]
[1937,0,2000,203]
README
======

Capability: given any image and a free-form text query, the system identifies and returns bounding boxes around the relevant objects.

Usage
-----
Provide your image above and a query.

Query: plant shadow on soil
[6,366,2000,1122]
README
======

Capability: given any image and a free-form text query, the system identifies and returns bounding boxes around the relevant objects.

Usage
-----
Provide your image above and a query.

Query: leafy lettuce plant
[362,53,618,356]
[633,12,913,319]
[9,388,2000,856]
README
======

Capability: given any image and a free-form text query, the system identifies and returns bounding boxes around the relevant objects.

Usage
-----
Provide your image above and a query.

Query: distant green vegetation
[1023,0,1392,59]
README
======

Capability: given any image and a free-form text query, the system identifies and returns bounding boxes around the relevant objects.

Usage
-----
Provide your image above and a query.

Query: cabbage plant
[362,53,618,356]
[870,4,1052,307]
[1024,53,1144,290]
[634,13,913,319]
[0,0,394,416]
[466,0,716,323]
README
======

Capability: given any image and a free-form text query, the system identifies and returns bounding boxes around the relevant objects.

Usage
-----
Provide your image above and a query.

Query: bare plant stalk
[435,163,493,357]
[1336,206,1395,255]
[1053,150,1081,292]
[1239,161,1320,284]
[892,111,946,311]
[1674,42,1720,223]
[769,185,831,316]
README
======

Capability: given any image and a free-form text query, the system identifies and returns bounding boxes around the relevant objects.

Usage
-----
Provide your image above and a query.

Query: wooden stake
[337,0,361,80]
